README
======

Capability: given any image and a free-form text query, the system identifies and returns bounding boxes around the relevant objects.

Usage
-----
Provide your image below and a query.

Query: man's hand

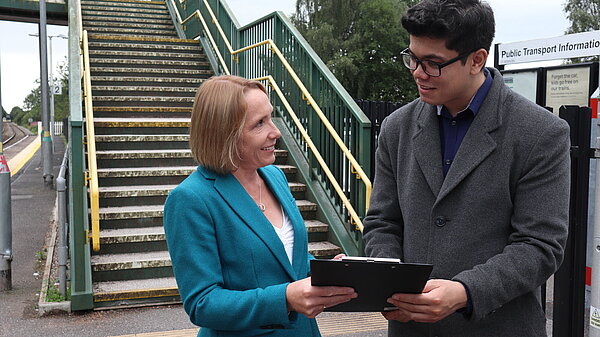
[382,279,468,323]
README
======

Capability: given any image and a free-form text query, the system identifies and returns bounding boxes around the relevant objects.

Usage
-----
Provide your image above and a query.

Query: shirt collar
[437,67,492,117]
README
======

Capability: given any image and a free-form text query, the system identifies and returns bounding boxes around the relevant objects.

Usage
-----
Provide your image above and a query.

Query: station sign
[498,30,600,65]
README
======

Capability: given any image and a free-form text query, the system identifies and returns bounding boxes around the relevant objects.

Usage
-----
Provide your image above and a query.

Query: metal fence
[355,99,406,180]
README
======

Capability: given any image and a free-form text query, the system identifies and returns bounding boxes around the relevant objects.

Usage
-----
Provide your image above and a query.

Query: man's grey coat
[363,67,570,337]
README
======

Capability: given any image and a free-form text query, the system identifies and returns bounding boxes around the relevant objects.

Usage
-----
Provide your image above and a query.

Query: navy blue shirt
[438,68,493,177]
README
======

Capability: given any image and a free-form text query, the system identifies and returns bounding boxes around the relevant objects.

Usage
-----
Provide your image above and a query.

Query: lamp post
[30,33,67,154]
[0,43,12,291]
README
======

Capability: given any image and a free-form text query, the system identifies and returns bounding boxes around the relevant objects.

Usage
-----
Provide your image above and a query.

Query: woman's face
[236,88,281,171]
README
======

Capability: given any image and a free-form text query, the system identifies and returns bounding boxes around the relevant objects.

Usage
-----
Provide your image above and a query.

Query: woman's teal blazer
[164,165,321,337]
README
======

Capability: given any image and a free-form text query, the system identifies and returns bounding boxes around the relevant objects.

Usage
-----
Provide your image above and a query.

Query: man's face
[407,36,477,114]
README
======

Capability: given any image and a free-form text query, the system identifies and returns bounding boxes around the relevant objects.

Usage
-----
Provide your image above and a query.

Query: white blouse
[273,206,294,264]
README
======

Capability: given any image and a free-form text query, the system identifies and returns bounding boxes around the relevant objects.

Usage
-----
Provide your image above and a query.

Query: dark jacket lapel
[413,103,444,198]
[437,71,503,203]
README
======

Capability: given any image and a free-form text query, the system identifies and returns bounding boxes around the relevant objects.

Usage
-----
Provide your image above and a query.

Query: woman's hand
[333,253,346,260]
[286,277,357,318]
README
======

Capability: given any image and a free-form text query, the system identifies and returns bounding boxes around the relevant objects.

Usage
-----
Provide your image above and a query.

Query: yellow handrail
[258,76,368,231]
[171,0,372,230]
[81,30,101,251]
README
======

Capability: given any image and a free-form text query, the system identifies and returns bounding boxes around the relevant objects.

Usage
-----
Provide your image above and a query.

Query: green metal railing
[67,0,94,310]
[168,0,372,246]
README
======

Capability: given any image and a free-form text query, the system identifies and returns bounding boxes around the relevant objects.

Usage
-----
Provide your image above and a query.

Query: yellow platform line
[111,328,199,337]
[109,312,387,337]
[7,136,40,176]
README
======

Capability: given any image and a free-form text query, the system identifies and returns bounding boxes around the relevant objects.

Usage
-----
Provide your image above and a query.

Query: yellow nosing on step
[94,107,192,113]
[88,34,198,43]
[95,287,180,302]
[95,121,190,128]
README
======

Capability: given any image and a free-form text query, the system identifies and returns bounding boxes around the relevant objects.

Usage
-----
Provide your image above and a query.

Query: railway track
[2,122,33,150]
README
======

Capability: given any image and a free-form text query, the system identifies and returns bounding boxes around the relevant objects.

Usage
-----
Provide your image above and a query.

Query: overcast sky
[0,0,572,112]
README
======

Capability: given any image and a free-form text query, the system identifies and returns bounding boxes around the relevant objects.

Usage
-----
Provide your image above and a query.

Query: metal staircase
[81,0,341,309]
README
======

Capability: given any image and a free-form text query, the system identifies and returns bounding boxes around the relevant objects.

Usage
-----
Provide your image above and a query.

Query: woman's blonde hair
[189,75,267,174]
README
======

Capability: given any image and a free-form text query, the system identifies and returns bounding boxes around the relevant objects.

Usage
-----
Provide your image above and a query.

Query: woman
[164,75,357,337]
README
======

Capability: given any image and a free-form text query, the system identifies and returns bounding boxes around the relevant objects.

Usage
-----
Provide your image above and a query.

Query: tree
[14,57,69,128]
[292,0,419,102]
[563,0,599,62]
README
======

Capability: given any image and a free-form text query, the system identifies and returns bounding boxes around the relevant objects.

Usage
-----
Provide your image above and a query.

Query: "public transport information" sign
[498,30,600,65]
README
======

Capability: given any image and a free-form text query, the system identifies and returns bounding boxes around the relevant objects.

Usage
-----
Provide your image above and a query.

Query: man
[363,0,571,336]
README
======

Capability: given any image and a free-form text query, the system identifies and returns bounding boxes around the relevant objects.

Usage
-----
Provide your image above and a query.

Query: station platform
[0,134,388,337]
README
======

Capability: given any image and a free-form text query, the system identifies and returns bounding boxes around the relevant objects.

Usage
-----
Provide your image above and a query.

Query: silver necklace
[257,179,266,212]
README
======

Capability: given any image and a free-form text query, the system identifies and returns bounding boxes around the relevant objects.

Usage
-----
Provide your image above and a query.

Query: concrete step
[90,66,211,78]
[296,199,317,213]
[91,251,171,272]
[89,50,205,61]
[81,4,167,15]
[97,166,196,178]
[92,107,191,119]
[82,0,167,10]
[87,34,195,44]
[98,184,175,207]
[92,86,197,98]
[92,97,194,109]
[95,134,188,150]
[305,219,329,233]
[98,166,192,186]
[88,40,201,53]
[83,15,173,25]
[92,95,195,105]
[93,117,191,128]
[95,149,195,168]
[84,21,174,30]
[90,57,209,68]
[309,241,343,258]
[93,277,179,308]
[87,31,177,40]
[98,204,163,221]
[84,27,176,38]
[96,166,195,187]
[82,10,171,20]
[96,134,189,143]
[95,150,195,168]
[277,164,297,174]
[91,76,204,87]
[99,226,167,244]
[98,184,176,199]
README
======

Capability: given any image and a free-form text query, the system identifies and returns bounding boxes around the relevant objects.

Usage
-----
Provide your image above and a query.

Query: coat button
[434,216,446,227]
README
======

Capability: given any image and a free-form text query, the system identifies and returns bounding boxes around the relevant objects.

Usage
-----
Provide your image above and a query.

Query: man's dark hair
[401,0,495,54]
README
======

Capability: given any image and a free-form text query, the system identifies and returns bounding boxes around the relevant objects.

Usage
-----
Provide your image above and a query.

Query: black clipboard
[310,257,433,312]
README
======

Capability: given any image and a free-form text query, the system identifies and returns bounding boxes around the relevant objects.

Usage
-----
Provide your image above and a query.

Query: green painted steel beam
[67,0,93,310]
[0,0,67,25]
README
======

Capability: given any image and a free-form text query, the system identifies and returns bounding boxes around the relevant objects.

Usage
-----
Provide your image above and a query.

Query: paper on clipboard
[310,257,433,312]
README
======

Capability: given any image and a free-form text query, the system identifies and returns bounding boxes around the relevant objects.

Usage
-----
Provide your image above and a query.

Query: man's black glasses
[400,48,474,77]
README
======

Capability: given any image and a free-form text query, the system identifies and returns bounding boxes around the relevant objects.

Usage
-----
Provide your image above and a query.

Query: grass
[46,280,71,302]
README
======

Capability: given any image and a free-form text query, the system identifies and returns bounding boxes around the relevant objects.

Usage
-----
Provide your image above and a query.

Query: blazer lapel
[212,168,297,280]
[437,98,500,203]
[413,104,444,198]
[261,168,307,280]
